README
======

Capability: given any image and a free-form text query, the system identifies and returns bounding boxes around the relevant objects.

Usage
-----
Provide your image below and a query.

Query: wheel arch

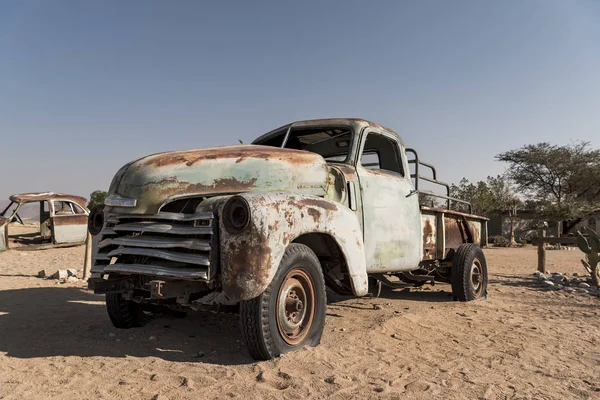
[218,192,368,300]
[293,232,360,296]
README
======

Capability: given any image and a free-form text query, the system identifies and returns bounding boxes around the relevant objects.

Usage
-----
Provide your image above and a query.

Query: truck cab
[87,118,488,360]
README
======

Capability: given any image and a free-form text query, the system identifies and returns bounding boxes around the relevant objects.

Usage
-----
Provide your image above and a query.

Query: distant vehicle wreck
[0,192,89,252]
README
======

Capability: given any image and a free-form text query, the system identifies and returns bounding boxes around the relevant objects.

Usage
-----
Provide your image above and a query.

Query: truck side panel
[421,207,488,261]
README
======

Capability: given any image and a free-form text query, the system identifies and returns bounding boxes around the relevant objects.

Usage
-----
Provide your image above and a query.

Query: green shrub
[491,235,511,247]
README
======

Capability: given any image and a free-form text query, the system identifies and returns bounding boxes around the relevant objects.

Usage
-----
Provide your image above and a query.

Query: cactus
[576,227,600,287]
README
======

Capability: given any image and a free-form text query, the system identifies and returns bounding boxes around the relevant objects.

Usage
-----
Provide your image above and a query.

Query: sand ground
[0,239,599,400]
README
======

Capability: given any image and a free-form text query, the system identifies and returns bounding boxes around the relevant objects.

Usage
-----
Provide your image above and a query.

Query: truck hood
[108,145,330,214]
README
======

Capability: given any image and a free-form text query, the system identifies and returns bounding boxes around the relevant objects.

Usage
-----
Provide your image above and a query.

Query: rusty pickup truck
[87,118,488,360]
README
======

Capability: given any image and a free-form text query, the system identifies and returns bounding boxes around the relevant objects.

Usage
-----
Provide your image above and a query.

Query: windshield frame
[0,201,22,222]
[253,123,357,164]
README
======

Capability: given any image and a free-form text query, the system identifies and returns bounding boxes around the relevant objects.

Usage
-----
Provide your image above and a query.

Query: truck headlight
[88,205,105,236]
[223,196,250,234]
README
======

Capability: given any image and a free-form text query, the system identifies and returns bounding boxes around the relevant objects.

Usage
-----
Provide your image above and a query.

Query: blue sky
[1,1,599,200]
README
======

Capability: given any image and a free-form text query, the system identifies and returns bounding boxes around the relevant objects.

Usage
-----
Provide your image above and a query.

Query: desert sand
[1,237,599,399]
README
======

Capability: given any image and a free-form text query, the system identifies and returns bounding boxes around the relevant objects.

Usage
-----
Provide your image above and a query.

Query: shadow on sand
[0,286,252,365]
[0,283,459,365]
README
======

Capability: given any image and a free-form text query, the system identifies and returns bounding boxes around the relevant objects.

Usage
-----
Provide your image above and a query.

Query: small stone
[109,333,116,337]
[51,270,68,280]
[325,376,336,384]
[149,336,157,341]
[373,304,383,310]
[579,282,591,289]
[37,270,47,278]
[66,276,78,283]
[374,386,385,393]
[67,268,78,277]
[391,333,400,339]
[578,289,589,294]
[573,272,579,277]
[542,280,555,288]
[339,328,346,332]
[256,372,265,382]
[151,395,159,400]
[150,374,159,381]
[180,376,192,388]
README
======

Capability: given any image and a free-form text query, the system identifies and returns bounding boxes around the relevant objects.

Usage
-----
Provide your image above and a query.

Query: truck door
[356,129,422,272]
[51,200,88,244]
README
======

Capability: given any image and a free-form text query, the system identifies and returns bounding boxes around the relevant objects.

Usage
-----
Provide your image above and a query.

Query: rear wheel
[105,293,151,328]
[451,244,488,301]
[240,244,327,360]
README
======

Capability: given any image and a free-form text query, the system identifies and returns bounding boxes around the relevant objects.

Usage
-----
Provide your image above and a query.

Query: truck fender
[218,192,368,300]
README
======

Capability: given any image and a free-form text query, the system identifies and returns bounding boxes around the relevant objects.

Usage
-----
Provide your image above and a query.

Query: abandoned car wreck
[0,192,89,252]
[86,118,489,360]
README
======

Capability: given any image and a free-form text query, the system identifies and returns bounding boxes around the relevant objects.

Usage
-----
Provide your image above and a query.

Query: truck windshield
[254,126,353,163]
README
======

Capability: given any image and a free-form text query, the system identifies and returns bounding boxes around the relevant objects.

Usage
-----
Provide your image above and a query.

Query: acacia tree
[496,142,600,234]
[88,190,108,210]
[450,176,522,243]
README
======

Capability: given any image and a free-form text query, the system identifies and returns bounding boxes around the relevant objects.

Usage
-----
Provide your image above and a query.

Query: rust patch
[9,193,88,209]
[140,176,259,199]
[444,217,464,250]
[141,145,321,168]
[222,227,272,300]
[296,198,337,211]
[422,217,436,261]
[306,208,321,223]
[334,164,357,180]
[52,215,88,226]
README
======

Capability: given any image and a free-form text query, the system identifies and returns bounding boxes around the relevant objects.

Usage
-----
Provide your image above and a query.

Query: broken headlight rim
[223,195,251,234]
[88,204,105,236]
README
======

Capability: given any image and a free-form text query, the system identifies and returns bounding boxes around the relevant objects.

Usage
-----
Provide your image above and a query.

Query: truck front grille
[91,211,217,280]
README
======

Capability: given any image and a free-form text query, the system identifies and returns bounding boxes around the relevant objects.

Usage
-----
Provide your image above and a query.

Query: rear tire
[451,244,488,301]
[240,244,327,360]
[106,293,151,328]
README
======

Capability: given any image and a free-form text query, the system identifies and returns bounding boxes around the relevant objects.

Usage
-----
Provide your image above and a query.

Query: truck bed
[420,206,488,261]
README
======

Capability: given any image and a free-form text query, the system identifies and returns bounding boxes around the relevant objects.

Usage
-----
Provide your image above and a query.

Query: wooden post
[537,228,546,273]
[83,232,93,281]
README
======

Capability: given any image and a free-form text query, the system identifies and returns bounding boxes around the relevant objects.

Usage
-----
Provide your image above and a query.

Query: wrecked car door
[356,129,422,272]
[51,200,88,243]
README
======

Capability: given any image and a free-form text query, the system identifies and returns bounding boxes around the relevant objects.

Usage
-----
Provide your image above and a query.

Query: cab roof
[254,118,403,146]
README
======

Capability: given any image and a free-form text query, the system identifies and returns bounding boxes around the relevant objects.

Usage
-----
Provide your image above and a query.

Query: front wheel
[239,244,327,360]
[105,293,151,328]
[451,244,488,301]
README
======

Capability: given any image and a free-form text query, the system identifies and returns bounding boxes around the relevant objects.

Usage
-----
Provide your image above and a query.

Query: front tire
[240,244,327,360]
[106,293,151,329]
[451,244,488,301]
